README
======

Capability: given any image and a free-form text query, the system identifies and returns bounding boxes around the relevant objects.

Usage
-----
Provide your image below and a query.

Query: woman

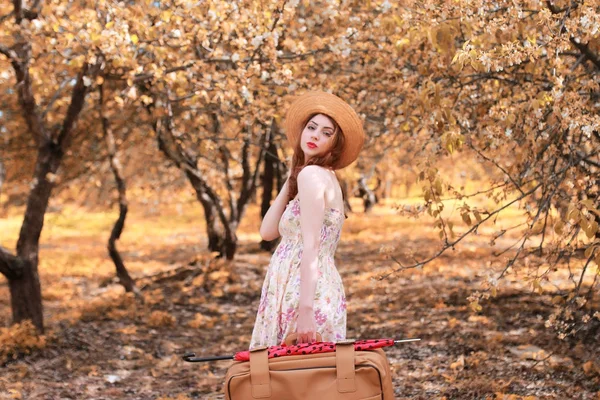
[250,91,365,348]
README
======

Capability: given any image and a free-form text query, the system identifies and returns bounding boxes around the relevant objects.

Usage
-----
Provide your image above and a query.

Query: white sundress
[250,197,347,349]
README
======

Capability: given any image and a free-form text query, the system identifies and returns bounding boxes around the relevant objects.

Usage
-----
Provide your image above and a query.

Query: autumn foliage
[0,1,599,397]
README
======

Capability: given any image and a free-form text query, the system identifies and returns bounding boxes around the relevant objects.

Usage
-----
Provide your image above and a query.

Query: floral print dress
[250,198,347,349]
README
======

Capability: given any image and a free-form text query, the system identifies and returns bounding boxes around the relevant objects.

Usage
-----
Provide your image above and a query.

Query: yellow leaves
[381,16,398,35]
[461,212,472,226]
[532,279,543,294]
[563,201,600,239]
[418,166,439,183]
[208,269,230,282]
[147,311,176,328]
[582,219,599,238]
[584,245,597,259]
[69,56,85,69]
[469,299,482,312]
[433,177,443,196]
[140,95,154,105]
[90,32,102,45]
[450,355,465,370]
[187,313,216,329]
[567,205,582,224]
[580,200,600,219]
[473,210,482,223]
[116,325,138,335]
[161,10,173,23]
[451,40,483,71]
[0,321,47,364]
[157,395,192,400]
[440,130,464,154]
[430,23,458,56]
[458,203,482,227]
[395,38,410,49]
[583,360,600,377]
[495,394,538,400]
[130,34,139,44]
[143,288,165,306]
[554,220,565,235]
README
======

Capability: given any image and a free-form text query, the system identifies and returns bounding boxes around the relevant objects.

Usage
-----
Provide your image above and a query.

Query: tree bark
[99,85,135,293]
[340,179,353,213]
[260,134,279,251]
[153,106,230,257]
[0,31,99,331]
[184,169,224,252]
[152,99,267,260]
[0,155,5,198]
[357,176,378,213]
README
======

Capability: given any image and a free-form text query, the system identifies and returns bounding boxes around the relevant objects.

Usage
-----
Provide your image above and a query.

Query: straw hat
[284,91,365,169]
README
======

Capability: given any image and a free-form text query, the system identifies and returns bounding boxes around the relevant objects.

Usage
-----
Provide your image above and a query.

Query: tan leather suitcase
[224,338,395,400]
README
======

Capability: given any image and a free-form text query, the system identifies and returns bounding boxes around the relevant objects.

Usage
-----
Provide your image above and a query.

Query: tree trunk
[100,85,136,293]
[223,221,238,260]
[260,140,279,251]
[0,155,5,198]
[276,146,287,192]
[108,203,135,291]
[0,52,97,332]
[340,179,353,213]
[9,136,68,332]
[9,258,43,330]
[0,9,99,332]
[357,176,378,213]
[184,169,224,253]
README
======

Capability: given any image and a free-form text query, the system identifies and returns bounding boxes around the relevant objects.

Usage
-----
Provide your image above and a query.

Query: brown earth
[1,199,599,400]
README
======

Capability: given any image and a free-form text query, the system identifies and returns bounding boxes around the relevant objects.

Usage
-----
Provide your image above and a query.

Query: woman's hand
[296,306,317,344]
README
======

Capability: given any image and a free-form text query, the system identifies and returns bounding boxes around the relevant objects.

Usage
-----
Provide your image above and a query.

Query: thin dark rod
[183,338,422,363]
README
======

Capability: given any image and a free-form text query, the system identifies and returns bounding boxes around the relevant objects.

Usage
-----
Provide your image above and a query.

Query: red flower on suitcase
[234,339,394,361]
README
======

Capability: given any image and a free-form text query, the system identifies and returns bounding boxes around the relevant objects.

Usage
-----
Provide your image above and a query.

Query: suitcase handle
[249,338,357,397]
[282,332,323,346]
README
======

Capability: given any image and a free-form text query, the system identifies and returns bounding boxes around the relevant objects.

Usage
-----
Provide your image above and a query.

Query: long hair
[287,113,348,214]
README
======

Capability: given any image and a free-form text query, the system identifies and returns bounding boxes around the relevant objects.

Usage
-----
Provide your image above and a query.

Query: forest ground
[1,194,599,400]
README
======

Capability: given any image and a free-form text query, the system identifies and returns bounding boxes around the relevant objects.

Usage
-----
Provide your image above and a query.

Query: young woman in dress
[250,91,365,348]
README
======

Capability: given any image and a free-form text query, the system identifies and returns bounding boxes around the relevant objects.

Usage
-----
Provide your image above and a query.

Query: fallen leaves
[147,310,176,328]
[450,354,465,370]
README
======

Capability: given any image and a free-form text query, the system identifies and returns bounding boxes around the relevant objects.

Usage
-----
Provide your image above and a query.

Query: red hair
[287,113,347,207]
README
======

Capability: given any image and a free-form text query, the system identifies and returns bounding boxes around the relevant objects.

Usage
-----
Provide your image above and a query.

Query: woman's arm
[259,177,290,241]
[296,165,328,343]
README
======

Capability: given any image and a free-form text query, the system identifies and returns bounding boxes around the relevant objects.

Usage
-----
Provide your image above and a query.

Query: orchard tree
[362,0,599,337]
[0,0,105,331]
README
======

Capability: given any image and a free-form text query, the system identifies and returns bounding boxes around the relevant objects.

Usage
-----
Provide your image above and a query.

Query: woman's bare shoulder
[298,165,333,181]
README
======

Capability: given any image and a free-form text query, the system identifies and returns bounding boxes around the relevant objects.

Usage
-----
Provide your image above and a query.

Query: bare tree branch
[0,246,23,280]
[569,38,600,70]
[467,142,525,195]
[379,182,543,279]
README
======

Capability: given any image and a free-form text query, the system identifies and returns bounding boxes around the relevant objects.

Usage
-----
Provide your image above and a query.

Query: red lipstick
[307,142,317,149]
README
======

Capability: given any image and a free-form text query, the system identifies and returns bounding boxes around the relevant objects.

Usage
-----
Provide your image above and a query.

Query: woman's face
[300,114,337,160]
